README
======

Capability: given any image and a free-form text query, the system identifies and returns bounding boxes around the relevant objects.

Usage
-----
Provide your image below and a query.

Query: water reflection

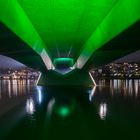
[12,80,18,96]
[89,86,96,101]
[99,103,107,120]
[92,79,140,120]
[47,96,75,118]
[26,98,35,115]
[37,86,43,104]
[134,80,139,98]
[47,98,55,117]
[0,79,140,140]
[7,80,11,98]
[0,80,36,99]
[109,79,140,98]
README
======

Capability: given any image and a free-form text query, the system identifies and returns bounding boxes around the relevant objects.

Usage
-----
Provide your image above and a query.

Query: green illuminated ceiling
[0,0,140,71]
[18,0,117,58]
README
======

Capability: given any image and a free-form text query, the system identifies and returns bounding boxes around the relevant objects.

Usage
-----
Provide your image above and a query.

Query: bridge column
[38,69,93,86]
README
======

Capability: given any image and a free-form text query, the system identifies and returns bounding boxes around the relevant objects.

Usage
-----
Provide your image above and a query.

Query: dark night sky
[114,50,140,63]
[0,55,25,70]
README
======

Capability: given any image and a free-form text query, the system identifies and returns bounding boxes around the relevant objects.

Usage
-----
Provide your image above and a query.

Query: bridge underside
[0,0,140,85]
[0,21,140,85]
[84,20,140,70]
[0,23,46,72]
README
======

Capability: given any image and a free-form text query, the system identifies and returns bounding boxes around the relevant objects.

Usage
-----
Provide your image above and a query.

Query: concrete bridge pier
[38,69,94,86]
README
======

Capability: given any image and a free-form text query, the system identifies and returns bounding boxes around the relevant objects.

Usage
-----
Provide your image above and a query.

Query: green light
[53,58,74,75]
[0,0,140,71]
[58,106,70,117]
[76,0,140,68]
[0,0,53,69]
[53,58,74,67]
[0,0,43,54]
[54,99,75,117]
[17,0,118,58]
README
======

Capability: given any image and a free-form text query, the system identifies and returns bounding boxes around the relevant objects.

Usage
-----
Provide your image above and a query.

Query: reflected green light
[58,106,70,117]
[54,99,75,117]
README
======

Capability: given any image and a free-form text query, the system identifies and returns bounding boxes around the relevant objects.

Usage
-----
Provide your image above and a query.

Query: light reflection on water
[0,80,36,99]
[47,98,55,118]
[109,79,140,97]
[0,79,140,140]
[37,86,43,104]
[26,98,35,115]
[88,86,96,101]
[89,79,140,121]
[99,103,107,120]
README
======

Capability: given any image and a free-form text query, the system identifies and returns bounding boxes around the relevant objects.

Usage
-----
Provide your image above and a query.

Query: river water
[0,79,140,140]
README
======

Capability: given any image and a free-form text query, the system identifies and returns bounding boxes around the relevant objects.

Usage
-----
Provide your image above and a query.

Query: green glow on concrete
[0,0,53,70]
[53,58,74,75]
[53,58,74,67]
[0,0,42,54]
[18,0,118,58]
[0,0,140,71]
[76,0,140,68]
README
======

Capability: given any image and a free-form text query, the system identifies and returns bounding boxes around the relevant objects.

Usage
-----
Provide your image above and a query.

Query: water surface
[0,79,140,140]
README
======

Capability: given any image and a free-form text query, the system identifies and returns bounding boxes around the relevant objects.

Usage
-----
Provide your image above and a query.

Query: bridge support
[38,69,93,86]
